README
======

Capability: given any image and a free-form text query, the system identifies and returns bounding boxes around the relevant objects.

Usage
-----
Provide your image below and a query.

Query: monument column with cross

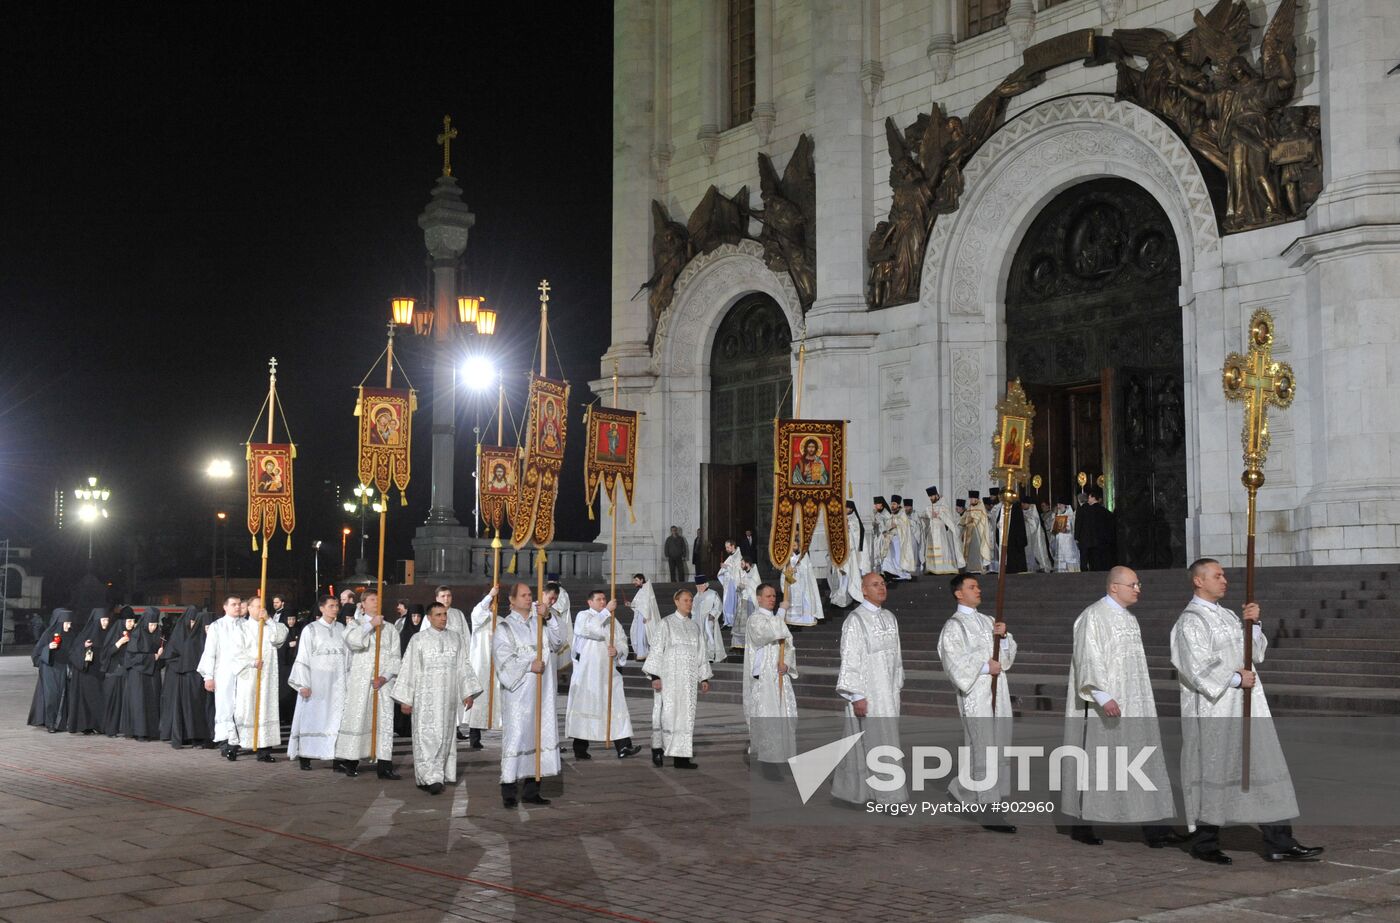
[412,115,477,578]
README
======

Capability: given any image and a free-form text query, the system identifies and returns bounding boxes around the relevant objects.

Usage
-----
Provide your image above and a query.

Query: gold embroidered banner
[583,405,638,520]
[247,443,295,550]
[356,386,416,502]
[770,419,848,568]
[510,375,570,548]
[479,444,519,534]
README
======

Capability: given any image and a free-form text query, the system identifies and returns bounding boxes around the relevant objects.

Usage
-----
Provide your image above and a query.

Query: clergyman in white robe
[643,593,712,766]
[336,607,402,774]
[1023,503,1053,573]
[784,550,823,627]
[465,589,503,746]
[565,595,640,758]
[693,579,726,664]
[232,606,288,759]
[1062,570,1176,845]
[493,594,566,805]
[392,609,483,793]
[960,495,993,574]
[923,489,965,575]
[718,546,744,628]
[829,505,868,608]
[287,604,349,766]
[1170,559,1319,862]
[832,576,908,806]
[1051,504,1080,572]
[871,500,895,574]
[937,576,1017,827]
[197,604,247,754]
[730,561,761,650]
[743,591,798,775]
[628,577,658,659]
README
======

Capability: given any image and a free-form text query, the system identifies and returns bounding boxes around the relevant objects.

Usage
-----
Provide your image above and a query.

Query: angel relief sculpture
[1110,0,1321,232]
[756,134,816,310]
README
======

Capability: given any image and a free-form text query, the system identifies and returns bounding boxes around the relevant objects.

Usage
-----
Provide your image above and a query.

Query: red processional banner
[356,386,415,502]
[478,444,519,535]
[583,405,638,520]
[769,419,848,568]
[247,442,295,550]
[510,375,570,549]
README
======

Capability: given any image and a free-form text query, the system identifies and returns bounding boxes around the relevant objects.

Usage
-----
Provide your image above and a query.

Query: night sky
[1,6,615,600]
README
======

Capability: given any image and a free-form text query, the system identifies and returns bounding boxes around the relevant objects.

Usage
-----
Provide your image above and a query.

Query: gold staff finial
[268,356,278,383]
[436,115,459,177]
[538,278,551,304]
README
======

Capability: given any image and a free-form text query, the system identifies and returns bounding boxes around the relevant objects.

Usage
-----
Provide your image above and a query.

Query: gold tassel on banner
[400,489,407,507]
[252,535,259,551]
[285,535,291,551]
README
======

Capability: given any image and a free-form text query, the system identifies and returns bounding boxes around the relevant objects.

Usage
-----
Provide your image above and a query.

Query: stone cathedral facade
[599,0,1400,579]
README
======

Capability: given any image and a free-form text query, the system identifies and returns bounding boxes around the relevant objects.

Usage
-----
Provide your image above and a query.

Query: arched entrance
[1006,178,1187,569]
[703,294,792,574]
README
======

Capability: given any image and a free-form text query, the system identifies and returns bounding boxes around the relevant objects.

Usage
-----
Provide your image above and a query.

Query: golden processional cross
[1221,309,1295,791]
[437,115,459,177]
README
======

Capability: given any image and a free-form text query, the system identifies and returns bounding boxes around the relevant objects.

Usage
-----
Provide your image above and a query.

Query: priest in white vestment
[644,588,713,768]
[288,595,349,771]
[937,574,1017,831]
[829,502,868,608]
[1023,497,1053,573]
[743,583,798,779]
[493,584,566,808]
[1171,559,1322,865]
[891,495,918,577]
[1062,568,1178,847]
[566,591,641,759]
[627,574,658,659]
[392,602,483,795]
[198,595,248,757]
[904,498,926,567]
[987,491,1004,574]
[784,548,823,626]
[1051,503,1080,572]
[718,541,744,628]
[923,487,965,575]
[336,591,402,779]
[693,576,726,664]
[231,598,288,762]
[960,492,993,574]
[546,581,572,662]
[832,574,909,806]
[465,587,503,750]
[871,498,895,575]
[730,559,761,650]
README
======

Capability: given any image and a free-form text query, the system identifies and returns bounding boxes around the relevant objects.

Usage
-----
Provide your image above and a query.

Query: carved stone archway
[920,95,1221,508]
[650,240,804,536]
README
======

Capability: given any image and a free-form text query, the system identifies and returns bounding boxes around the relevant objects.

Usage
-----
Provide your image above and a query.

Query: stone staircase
[589,565,1400,719]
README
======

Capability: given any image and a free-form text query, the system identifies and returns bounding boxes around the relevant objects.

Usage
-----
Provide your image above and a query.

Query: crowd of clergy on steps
[29,500,1323,863]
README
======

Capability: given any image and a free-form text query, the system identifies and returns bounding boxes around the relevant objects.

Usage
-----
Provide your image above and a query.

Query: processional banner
[510,375,570,549]
[247,442,295,550]
[769,419,848,568]
[479,445,519,534]
[356,386,415,502]
[583,406,638,520]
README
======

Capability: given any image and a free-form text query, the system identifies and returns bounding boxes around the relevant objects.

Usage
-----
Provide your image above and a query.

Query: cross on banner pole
[488,374,504,731]
[534,278,550,783]
[368,324,395,759]
[606,360,619,747]
[1223,309,1296,792]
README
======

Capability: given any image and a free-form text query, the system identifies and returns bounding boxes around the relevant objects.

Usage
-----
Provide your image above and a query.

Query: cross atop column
[436,115,458,177]
[268,356,278,381]
[538,279,550,304]
[1223,309,1296,474]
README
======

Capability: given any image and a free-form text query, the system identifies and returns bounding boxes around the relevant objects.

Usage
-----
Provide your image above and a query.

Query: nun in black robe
[101,608,134,736]
[1003,496,1028,575]
[65,608,109,734]
[393,604,424,737]
[121,607,163,740]
[160,606,212,748]
[28,609,73,731]
[277,610,304,724]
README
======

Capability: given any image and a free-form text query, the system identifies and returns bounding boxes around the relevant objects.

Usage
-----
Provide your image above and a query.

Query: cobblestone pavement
[1,657,1398,922]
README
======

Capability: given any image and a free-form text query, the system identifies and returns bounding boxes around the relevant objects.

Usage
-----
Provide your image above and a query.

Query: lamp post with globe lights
[73,477,111,563]
[343,485,383,581]
[205,460,234,605]
[462,353,498,537]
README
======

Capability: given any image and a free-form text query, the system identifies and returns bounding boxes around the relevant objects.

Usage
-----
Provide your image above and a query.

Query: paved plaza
[1,657,1398,922]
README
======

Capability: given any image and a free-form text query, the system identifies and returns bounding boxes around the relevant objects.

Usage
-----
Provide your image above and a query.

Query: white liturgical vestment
[336,614,401,763]
[286,618,348,760]
[565,607,632,742]
[465,592,502,731]
[232,618,288,749]
[392,625,482,786]
[832,603,907,805]
[643,613,712,758]
[493,608,565,784]
[743,606,798,763]
[938,606,1015,805]
[197,615,247,745]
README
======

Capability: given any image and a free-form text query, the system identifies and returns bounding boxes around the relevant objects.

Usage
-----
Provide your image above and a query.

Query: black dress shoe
[1265,845,1324,862]
[673,757,698,769]
[522,793,551,805]
[299,758,313,771]
[470,740,485,751]
[332,760,347,773]
[981,824,1017,834]
[256,752,276,763]
[617,744,642,759]
[1147,832,1191,848]
[225,749,239,761]
[1072,833,1104,846]
[1192,850,1233,865]
[502,796,518,808]
[456,729,470,740]
[344,765,359,777]
[200,741,218,749]
[377,767,401,780]
[428,782,444,795]
[574,749,593,760]
[651,748,664,767]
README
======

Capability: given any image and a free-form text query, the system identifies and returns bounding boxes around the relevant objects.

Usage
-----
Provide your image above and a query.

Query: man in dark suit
[691,529,704,577]
[1073,489,1117,571]
[738,530,758,567]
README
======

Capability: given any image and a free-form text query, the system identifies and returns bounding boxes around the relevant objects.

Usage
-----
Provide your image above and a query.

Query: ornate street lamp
[343,484,384,577]
[73,476,111,561]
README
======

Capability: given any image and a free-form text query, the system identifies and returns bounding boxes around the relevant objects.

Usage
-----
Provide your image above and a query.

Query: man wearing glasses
[1062,566,1180,848]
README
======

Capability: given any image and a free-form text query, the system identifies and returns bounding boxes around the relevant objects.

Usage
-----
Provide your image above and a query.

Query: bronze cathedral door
[1007,179,1187,569]
[703,295,792,574]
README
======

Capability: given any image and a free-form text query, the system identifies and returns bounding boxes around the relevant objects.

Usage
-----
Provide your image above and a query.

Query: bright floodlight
[77,504,98,524]
[207,459,234,479]
[462,355,496,392]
